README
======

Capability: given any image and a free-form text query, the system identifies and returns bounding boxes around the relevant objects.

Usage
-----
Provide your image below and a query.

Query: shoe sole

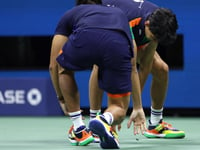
[144,132,185,139]
[78,136,94,146]
[89,118,119,149]
[68,138,78,146]
[68,136,94,146]
[93,137,100,143]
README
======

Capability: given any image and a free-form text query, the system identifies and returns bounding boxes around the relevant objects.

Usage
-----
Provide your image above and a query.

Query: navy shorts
[57,29,133,94]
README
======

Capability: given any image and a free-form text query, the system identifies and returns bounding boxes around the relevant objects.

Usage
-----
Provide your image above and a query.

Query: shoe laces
[74,130,92,142]
[160,121,173,129]
[81,129,90,136]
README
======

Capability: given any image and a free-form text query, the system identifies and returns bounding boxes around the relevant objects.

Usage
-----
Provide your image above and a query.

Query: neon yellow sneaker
[144,120,185,138]
[89,115,119,149]
[68,125,94,146]
[90,126,118,143]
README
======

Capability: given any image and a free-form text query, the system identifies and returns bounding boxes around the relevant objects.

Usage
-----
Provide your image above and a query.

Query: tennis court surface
[0,116,199,150]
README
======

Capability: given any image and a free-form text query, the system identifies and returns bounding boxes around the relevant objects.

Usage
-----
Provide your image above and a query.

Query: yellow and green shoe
[144,120,185,138]
[68,125,94,146]
[89,115,119,149]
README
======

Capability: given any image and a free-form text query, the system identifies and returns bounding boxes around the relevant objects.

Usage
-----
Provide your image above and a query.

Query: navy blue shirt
[55,4,133,50]
[102,0,158,46]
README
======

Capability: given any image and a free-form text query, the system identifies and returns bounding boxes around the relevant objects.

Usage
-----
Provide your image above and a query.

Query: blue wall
[0,0,200,113]
[148,0,200,108]
[0,0,75,35]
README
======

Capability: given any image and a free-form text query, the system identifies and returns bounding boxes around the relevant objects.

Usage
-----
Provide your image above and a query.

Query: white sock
[90,109,101,120]
[68,110,85,130]
[103,112,114,125]
[150,106,163,126]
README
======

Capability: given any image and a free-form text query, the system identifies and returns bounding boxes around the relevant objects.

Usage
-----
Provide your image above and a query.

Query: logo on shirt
[106,4,115,7]
[132,0,144,8]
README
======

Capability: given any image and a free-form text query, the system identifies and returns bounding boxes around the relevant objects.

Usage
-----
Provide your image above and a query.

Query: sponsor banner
[0,77,63,116]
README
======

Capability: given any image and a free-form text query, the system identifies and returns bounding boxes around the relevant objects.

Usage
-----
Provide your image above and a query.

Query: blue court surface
[0,116,199,150]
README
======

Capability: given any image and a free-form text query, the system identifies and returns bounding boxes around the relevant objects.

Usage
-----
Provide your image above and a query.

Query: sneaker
[91,132,100,143]
[68,125,94,146]
[68,125,78,146]
[144,120,185,138]
[110,126,119,139]
[90,126,118,143]
[89,115,119,149]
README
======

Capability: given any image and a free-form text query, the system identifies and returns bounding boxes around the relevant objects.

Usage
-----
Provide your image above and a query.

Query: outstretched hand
[127,107,147,135]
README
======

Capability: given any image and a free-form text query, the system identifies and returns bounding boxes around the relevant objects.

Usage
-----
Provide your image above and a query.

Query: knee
[112,108,127,125]
[160,62,169,77]
[107,95,129,125]
[152,61,169,81]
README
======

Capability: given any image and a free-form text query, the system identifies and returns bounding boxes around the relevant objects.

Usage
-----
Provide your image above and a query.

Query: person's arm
[137,41,158,91]
[127,39,146,135]
[49,34,68,101]
[131,40,142,109]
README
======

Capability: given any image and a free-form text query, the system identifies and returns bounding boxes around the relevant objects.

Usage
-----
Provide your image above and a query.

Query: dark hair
[76,0,102,5]
[148,8,178,45]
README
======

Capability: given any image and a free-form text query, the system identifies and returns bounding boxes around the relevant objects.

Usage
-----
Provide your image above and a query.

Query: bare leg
[151,52,168,109]
[89,65,104,110]
[106,95,130,125]
[58,69,80,113]
[59,101,68,115]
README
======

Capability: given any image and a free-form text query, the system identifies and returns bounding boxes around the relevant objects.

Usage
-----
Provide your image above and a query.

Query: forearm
[131,67,143,109]
[138,66,151,91]
[49,34,68,99]
[131,39,143,109]
[138,41,158,90]
[49,64,63,99]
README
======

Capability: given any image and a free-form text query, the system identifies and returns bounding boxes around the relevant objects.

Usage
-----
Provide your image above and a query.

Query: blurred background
[0,0,199,116]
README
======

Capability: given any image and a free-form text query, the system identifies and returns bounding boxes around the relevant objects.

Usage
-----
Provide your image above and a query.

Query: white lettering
[0,90,25,104]
[133,0,144,8]
[0,89,42,105]
[0,91,5,104]
[133,0,144,2]
[15,90,25,104]
[5,90,15,104]
[27,88,42,106]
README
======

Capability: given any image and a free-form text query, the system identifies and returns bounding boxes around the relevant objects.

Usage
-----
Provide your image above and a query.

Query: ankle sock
[102,112,113,125]
[90,109,101,120]
[150,106,163,126]
[68,110,85,130]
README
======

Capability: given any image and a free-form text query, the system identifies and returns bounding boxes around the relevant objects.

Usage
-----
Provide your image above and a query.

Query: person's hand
[127,107,147,135]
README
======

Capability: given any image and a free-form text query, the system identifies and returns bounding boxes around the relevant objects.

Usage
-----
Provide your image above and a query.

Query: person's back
[55,4,133,49]
[102,0,158,46]
[102,0,158,20]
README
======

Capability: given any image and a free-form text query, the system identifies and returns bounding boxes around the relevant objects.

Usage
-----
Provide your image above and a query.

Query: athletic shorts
[57,28,133,94]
